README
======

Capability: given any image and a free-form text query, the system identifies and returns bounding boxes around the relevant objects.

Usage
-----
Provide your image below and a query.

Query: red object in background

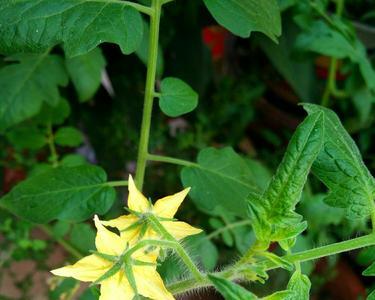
[202,26,229,60]
[3,168,26,193]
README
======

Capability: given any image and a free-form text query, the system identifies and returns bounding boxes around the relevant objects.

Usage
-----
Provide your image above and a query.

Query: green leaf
[303,104,375,219]
[69,223,95,253]
[363,262,375,276]
[54,127,84,147]
[208,274,258,300]
[368,289,375,300]
[249,111,324,241]
[181,147,264,218]
[0,0,143,57]
[287,271,311,300]
[296,21,375,91]
[61,154,87,167]
[203,0,281,42]
[65,48,106,102]
[0,165,115,223]
[159,77,198,117]
[35,98,71,126]
[6,125,46,150]
[0,53,68,131]
[262,290,296,300]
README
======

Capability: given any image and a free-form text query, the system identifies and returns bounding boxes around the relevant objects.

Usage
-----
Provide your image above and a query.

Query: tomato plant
[0,0,375,299]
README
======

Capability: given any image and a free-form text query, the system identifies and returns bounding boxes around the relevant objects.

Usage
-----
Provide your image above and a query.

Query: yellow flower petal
[161,221,202,240]
[101,214,144,245]
[100,272,134,300]
[51,254,110,282]
[153,188,190,218]
[128,175,150,213]
[134,266,175,300]
[94,215,124,255]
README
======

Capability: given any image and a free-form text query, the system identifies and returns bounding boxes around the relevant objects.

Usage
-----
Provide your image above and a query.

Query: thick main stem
[135,0,162,190]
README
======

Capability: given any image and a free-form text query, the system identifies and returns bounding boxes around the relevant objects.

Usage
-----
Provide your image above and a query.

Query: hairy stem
[147,214,204,280]
[135,0,162,190]
[168,233,375,295]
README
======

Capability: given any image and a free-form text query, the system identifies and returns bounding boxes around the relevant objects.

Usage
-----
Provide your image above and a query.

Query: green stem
[147,154,198,167]
[135,0,162,190]
[206,220,252,240]
[168,233,375,295]
[147,214,204,281]
[106,180,128,187]
[39,225,83,260]
[47,123,59,167]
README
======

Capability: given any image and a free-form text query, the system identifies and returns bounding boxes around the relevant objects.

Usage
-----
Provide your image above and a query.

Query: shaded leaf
[203,0,281,42]
[363,262,375,276]
[54,126,83,147]
[181,147,264,218]
[65,47,106,102]
[159,77,198,117]
[0,165,115,223]
[0,0,143,57]
[6,125,46,150]
[0,53,68,131]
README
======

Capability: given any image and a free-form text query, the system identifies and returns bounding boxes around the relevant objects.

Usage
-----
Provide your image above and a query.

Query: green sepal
[124,259,139,295]
[90,250,118,263]
[91,262,122,286]
[260,252,293,271]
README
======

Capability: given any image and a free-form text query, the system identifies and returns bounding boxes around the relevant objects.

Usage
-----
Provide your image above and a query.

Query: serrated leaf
[66,48,106,102]
[159,77,198,117]
[303,104,375,219]
[54,126,83,147]
[0,53,68,131]
[0,0,143,57]
[249,111,324,241]
[0,165,115,223]
[287,271,311,300]
[181,147,264,218]
[363,262,375,276]
[203,0,281,42]
[208,274,258,300]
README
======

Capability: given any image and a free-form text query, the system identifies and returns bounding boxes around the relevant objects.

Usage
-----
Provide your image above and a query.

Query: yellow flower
[102,175,202,243]
[51,215,174,300]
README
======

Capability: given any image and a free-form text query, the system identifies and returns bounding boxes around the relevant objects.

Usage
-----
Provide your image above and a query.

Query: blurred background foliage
[1,0,375,299]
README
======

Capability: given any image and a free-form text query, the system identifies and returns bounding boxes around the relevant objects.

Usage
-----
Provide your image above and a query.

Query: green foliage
[287,270,311,299]
[65,48,106,102]
[0,53,68,131]
[181,147,264,218]
[249,111,324,242]
[208,275,257,300]
[363,262,375,276]
[6,125,46,150]
[159,77,198,117]
[54,126,84,147]
[304,104,375,219]
[0,0,144,57]
[0,165,115,223]
[203,0,281,42]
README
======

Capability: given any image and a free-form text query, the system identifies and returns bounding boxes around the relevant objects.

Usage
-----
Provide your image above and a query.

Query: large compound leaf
[304,104,375,219]
[181,147,268,218]
[0,53,68,131]
[65,47,106,102]
[0,165,115,223]
[203,0,281,42]
[0,0,143,57]
[249,111,324,241]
